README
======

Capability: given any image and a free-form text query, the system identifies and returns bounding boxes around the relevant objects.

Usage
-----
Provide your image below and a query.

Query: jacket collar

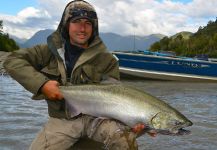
[47,31,107,71]
[47,31,63,60]
[73,37,106,72]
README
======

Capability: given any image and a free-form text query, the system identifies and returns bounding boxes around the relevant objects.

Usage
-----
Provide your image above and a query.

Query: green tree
[0,20,3,34]
[149,18,217,58]
[149,42,161,51]
[160,36,170,50]
[0,20,19,52]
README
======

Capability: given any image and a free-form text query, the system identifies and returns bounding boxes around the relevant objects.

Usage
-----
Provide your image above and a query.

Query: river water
[0,76,217,150]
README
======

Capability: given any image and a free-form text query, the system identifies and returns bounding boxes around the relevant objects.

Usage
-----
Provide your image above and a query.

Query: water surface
[0,76,217,150]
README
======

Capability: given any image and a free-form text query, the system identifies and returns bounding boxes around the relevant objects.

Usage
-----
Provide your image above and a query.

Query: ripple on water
[1,77,217,150]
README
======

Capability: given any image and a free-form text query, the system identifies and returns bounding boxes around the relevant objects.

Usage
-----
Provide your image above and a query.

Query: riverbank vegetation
[0,20,19,52]
[150,18,217,58]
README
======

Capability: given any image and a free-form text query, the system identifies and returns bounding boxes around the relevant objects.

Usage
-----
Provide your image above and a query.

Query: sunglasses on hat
[70,8,97,20]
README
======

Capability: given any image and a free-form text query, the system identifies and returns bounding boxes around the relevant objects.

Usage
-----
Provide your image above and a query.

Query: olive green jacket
[3,31,120,119]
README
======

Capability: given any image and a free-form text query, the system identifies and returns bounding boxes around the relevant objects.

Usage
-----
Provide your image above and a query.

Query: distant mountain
[100,32,165,51]
[15,29,165,50]
[20,29,54,48]
[9,35,27,44]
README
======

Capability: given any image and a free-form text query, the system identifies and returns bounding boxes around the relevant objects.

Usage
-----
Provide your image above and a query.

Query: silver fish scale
[60,84,192,132]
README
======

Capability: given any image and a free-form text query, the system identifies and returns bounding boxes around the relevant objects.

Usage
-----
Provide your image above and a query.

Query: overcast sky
[0,0,216,39]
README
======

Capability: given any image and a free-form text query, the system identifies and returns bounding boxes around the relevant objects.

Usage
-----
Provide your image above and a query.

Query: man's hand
[41,80,63,100]
[132,123,145,136]
[132,123,157,137]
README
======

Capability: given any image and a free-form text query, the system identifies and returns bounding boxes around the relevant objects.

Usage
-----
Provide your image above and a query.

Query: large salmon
[60,84,193,135]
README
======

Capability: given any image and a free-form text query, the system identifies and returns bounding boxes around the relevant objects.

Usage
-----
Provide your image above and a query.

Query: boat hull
[119,67,217,82]
[113,52,217,82]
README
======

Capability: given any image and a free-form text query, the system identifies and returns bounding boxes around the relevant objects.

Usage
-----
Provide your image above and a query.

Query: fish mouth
[158,121,192,136]
[176,128,191,135]
[156,128,191,136]
[149,120,193,136]
[145,124,191,136]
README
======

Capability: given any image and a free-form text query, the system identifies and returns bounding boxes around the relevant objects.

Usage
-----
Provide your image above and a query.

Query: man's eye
[85,22,92,25]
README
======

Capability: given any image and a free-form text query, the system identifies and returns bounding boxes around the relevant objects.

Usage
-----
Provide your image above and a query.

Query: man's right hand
[41,80,64,100]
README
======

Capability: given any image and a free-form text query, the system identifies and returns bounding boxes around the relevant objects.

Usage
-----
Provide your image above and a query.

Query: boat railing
[113,50,217,63]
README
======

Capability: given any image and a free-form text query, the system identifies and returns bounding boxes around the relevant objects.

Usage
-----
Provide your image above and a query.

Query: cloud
[186,0,217,17]
[17,7,51,20]
[90,0,192,35]
[38,0,67,18]
[0,6,53,39]
[0,0,216,39]
[90,0,216,36]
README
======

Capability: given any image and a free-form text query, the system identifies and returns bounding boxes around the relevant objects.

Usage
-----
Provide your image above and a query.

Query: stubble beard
[70,33,90,48]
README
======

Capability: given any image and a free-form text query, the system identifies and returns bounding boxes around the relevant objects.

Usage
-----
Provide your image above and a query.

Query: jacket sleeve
[3,45,51,96]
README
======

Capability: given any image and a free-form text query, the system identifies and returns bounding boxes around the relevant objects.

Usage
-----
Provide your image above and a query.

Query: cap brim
[70,16,93,22]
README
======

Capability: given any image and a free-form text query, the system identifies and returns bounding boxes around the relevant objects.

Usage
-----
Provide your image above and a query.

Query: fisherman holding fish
[4,0,146,149]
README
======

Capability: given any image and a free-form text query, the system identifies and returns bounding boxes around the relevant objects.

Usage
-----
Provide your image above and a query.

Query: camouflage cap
[59,0,99,42]
[63,0,97,24]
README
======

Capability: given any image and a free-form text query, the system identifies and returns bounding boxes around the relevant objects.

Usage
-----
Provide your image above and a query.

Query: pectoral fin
[64,97,81,118]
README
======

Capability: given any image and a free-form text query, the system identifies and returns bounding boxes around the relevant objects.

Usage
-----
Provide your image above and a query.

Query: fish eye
[175,121,183,126]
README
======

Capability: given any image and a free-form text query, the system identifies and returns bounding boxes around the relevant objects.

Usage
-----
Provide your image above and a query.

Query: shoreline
[0,51,10,74]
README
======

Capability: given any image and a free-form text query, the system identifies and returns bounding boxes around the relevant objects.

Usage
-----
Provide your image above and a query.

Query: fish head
[150,112,193,135]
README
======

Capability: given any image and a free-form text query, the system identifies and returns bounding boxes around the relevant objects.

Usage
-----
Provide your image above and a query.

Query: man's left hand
[132,123,158,137]
[132,123,146,136]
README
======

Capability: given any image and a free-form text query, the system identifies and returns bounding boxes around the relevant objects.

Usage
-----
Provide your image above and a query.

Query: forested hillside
[150,18,217,57]
[0,20,19,52]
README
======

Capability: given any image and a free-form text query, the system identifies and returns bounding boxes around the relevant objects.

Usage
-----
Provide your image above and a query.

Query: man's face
[68,18,93,48]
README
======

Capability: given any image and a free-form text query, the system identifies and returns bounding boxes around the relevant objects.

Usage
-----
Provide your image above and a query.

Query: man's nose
[79,23,86,31]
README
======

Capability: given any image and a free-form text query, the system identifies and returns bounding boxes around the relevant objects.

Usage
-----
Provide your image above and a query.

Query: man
[4,0,144,149]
